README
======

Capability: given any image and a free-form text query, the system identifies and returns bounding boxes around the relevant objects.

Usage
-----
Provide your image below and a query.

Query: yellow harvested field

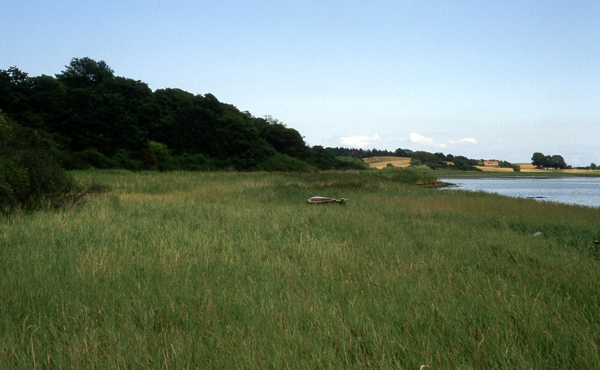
[474,166,515,172]
[515,163,593,174]
[515,163,546,172]
[363,156,412,169]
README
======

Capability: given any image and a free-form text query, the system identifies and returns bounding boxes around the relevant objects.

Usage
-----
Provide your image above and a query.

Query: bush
[408,164,433,172]
[379,167,438,185]
[21,151,84,208]
[0,156,30,211]
[66,149,116,170]
[172,153,214,171]
[81,149,115,169]
[146,141,175,171]
[410,151,447,169]
[258,153,318,172]
[336,156,369,170]
[0,111,84,213]
[63,152,92,170]
[112,149,144,171]
[0,151,84,213]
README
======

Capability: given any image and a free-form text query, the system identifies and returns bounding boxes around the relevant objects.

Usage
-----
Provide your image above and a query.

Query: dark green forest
[1,57,364,174]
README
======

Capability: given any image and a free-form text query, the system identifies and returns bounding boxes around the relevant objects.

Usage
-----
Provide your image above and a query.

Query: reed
[1,170,598,369]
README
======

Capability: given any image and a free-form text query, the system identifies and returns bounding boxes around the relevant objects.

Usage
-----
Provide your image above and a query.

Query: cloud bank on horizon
[338,132,477,152]
[339,134,381,148]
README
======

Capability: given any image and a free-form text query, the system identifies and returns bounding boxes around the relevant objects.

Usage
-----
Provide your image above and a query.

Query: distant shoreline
[363,156,600,176]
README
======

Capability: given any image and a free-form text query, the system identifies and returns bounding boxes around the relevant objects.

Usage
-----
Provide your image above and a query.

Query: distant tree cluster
[531,152,568,169]
[0,58,363,173]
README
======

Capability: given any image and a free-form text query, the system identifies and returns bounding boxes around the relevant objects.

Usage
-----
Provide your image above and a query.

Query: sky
[3,0,599,165]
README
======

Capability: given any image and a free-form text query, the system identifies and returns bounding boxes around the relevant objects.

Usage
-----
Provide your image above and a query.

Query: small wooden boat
[307,196,348,205]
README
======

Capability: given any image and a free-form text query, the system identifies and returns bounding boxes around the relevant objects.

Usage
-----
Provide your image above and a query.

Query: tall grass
[1,170,598,368]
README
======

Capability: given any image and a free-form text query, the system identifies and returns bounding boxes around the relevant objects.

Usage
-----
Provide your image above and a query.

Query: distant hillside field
[363,156,412,169]
[474,166,515,172]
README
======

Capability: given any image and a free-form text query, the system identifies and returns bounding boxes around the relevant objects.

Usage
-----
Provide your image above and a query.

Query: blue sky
[3,0,599,165]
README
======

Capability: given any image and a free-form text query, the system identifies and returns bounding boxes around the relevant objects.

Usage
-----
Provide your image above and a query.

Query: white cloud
[409,132,447,148]
[339,134,381,148]
[449,137,478,145]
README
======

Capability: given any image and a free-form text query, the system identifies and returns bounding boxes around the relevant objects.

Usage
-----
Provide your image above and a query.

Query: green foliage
[411,151,447,169]
[73,149,117,169]
[0,111,83,212]
[0,156,30,209]
[18,151,84,209]
[326,147,414,158]
[258,152,318,172]
[532,152,567,169]
[147,140,170,162]
[335,156,369,169]
[403,164,433,172]
[143,140,175,171]
[0,111,13,141]
[213,113,274,170]
[379,167,438,184]
[254,116,309,159]
[171,152,215,171]
[56,57,114,87]
[531,152,545,168]
[550,154,567,169]
[453,156,481,171]
[151,88,216,156]
[299,145,367,170]
[306,145,343,170]
[495,159,514,168]
[0,67,31,122]
[111,149,144,171]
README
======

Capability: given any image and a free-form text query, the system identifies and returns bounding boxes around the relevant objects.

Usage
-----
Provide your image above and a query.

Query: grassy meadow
[1,170,599,369]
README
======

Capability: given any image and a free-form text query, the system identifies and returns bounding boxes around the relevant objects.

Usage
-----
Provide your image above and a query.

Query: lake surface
[439,177,600,208]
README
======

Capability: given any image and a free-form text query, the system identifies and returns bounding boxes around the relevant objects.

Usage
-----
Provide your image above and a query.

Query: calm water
[439,177,600,208]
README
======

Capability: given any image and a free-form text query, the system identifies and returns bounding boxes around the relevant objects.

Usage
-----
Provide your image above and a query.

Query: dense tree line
[1,58,362,173]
